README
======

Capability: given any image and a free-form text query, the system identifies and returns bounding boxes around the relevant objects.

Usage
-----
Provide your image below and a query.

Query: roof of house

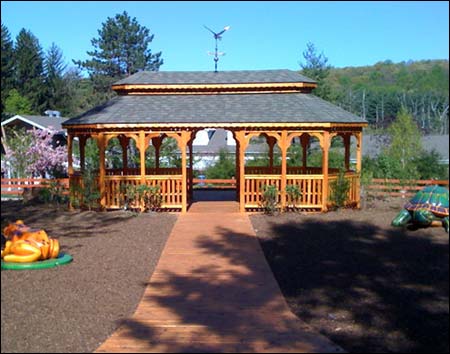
[63,91,365,126]
[362,134,449,161]
[113,69,317,85]
[1,114,68,132]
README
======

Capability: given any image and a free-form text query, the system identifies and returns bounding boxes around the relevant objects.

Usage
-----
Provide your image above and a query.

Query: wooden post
[138,131,146,185]
[97,133,106,210]
[178,131,191,213]
[235,131,248,213]
[280,131,288,211]
[188,138,194,202]
[321,131,330,212]
[355,132,363,208]
[67,134,74,176]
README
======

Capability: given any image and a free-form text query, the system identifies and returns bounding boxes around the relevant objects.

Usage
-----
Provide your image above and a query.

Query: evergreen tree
[14,29,46,113]
[44,43,68,112]
[1,23,15,116]
[74,11,163,104]
[299,42,332,100]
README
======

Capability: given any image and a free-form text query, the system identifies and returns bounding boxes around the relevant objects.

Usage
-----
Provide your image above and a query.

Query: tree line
[1,11,162,119]
[300,43,449,135]
[1,12,449,136]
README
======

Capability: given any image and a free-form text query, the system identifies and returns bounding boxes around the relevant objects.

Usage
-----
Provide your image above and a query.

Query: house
[1,114,68,153]
[361,134,449,164]
[1,113,68,177]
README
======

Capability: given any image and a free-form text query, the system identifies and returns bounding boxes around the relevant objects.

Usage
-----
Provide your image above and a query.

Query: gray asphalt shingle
[63,92,364,126]
[113,69,317,85]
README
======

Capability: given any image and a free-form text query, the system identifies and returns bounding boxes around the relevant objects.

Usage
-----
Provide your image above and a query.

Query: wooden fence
[364,179,449,198]
[1,178,69,198]
[2,177,449,203]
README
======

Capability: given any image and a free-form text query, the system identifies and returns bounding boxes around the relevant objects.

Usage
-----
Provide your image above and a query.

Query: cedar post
[97,133,106,210]
[355,131,363,208]
[321,131,330,212]
[280,131,288,211]
[235,131,248,213]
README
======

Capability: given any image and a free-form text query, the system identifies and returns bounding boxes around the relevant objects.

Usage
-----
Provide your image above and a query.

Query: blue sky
[1,1,449,73]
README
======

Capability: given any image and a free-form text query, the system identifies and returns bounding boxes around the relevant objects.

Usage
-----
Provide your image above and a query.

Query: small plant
[285,184,302,211]
[40,180,68,206]
[329,167,350,210]
[144,185,163,211]
[260,184,279,215]
[81,169,100,211]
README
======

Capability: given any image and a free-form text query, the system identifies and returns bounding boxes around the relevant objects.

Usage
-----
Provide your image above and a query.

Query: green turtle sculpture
[392,185,449,233]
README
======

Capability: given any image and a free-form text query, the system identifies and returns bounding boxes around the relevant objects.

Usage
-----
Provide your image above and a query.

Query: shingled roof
[113,69,317,85]
[63,69,366,127]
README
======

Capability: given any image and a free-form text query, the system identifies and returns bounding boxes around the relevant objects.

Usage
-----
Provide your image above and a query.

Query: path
[96,202,344,353]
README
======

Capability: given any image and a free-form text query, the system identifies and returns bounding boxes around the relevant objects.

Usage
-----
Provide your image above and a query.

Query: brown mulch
[1,200,177,353]
[250,196,449,353]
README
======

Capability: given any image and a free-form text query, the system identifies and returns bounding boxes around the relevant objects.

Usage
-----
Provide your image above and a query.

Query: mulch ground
[250,196,449,353]
[1,200,177,353]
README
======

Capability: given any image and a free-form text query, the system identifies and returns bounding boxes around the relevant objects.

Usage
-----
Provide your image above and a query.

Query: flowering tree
[3,127,68,178]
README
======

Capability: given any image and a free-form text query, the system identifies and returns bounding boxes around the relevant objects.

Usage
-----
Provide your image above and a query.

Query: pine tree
[14,29,46,114]
[44,43,68,112]
[1,23,15,117]
[74,11,163,104]
[299,42,332,100]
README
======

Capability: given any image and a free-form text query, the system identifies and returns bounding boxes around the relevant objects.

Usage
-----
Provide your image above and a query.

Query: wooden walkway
[95,202,344,353]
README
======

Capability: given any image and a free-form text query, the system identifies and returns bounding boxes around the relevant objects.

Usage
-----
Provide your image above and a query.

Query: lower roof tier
[63,92,366,127]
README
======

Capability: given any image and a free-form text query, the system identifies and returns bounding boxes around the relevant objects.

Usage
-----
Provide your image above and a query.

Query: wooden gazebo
[62,69,367,213]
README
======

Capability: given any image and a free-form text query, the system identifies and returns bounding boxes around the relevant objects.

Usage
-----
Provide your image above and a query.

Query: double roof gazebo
[62,69,367,213]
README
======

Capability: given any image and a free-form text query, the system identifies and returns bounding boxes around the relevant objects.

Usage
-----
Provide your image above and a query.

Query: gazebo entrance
[63,70,367,213]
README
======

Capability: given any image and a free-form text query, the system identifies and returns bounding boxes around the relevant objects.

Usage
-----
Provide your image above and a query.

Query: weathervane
[204,25,230,73]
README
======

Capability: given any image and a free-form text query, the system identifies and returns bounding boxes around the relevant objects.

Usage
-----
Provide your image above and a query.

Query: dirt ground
[1,200,177,353]
[251,196,449,353]
[1,196,448,353]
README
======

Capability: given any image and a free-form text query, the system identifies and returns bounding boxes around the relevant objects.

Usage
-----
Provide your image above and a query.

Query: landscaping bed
[251,196,449,353]
[1,200,177,353]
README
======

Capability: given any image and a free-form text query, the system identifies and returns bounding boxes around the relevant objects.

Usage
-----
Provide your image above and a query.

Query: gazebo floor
[95,209,344,353]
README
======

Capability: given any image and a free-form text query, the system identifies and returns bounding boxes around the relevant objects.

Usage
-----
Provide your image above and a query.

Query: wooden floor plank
[95,202,344,353]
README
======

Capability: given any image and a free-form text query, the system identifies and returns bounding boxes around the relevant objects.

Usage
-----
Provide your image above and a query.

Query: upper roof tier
[112,69,317,94]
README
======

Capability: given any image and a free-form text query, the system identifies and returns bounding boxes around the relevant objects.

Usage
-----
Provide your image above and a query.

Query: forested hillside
[324,60,449,134]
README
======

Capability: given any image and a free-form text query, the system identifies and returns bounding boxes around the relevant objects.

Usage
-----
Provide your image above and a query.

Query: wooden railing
[244,175,282,207]
[105,167,184,176]
[244,166,340,175]
[286,175,324,209]
[365,178,449,198]
[192,178,236,189]
[328,172,359,206]
[103,175,183,209]
[1,178,69,198]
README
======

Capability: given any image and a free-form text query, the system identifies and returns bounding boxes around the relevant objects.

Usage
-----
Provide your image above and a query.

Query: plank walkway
[95,202,344,353]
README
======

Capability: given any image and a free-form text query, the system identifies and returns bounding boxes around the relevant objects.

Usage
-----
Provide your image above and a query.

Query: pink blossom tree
[3,127,68,178]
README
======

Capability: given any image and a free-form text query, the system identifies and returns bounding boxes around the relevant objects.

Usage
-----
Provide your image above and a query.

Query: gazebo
[62,69,367,213]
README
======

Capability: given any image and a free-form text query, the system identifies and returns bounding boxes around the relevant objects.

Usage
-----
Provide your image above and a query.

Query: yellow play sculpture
[1,220,60,263]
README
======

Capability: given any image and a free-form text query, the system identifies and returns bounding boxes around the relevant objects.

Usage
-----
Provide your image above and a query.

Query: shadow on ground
[110,224,342,353]
[252,215,449,353]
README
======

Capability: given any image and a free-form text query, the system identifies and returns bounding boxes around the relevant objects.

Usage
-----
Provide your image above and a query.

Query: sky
[1,1,449,74]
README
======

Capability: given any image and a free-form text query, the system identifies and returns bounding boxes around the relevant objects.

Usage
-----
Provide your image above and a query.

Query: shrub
[260,184,279,215]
